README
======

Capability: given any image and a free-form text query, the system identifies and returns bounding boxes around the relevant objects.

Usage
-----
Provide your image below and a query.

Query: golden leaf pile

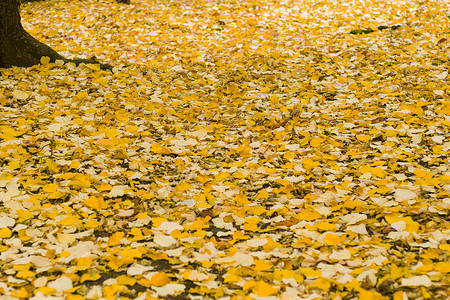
[0,0,449,299]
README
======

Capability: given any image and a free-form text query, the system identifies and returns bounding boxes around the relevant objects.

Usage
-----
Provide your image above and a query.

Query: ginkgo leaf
[1,0,449,298]
[40,56,50,65]
[47,276,73,292]
[401,275,432,287]
[153,234,177,248]
[12,90,29,100]
[152,284,185,297]
[394,189,417,202]
[0,216,15,228]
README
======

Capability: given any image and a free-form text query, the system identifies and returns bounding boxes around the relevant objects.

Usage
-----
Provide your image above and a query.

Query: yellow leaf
[421,286,431,299]
[149,272,171,286]
[310,137,323,147]
[45,158,59,174]
[435,262,450,273]
[2,127,19,137]
[233,171,246,179]
[253,280,278,297]
[243,280,257,291]
[254,189,269,199]
[314,277,331,290]
[85,219,100,229]
[371,167,386,178]
[390,264,403,280]
[80,273,101,283]
[234,193,250,205]
[67,295,85,300]
[224,274,241,283]
[298,208,321,221]
[69,160,80,169]
[274,269,303,283]
[254,260,273,271]
[401,104,424,116]
[57,216,80,226]
[43,183,58,193]
[108,232,124,246]
[36,286,57,296]
[360,80,374,88]
[299,268,321,277]
[175,182,192,192]
[105,128,119,138]
[17,209,34,221]
[11,287,28,298]
[40,56,50,65]
[117,275,137,286]
[126,125,139,132]
[7,160,21,170]
[0,227,12,238]
[338,76,348,84]
[150,142,167,154]
[274,178,290,187]
[385,215,419,233]
[393,291,406,300]
[214,172,230,181]
[323,233,341,245]
[76,258,93,269]
[356,134,370,142]
[105,92,116,99]
[359,289,386,300]
[84,196,107,210]
[87,63,101,71]
[315,221,336,231]
[121,247,142,259]
[152,217,168,227]
[302,158,319,171]
[97,182,113,192]
[439,244,450,251]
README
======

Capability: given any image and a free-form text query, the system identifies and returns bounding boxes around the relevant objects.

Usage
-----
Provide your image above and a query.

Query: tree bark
[0,0,112,70]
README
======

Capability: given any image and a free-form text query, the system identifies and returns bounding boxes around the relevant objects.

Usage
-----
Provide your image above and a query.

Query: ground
[0,0,449,299]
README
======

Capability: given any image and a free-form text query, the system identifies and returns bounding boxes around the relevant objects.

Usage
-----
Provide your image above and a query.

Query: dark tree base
[0,0,113,71]
[0,30,113,71]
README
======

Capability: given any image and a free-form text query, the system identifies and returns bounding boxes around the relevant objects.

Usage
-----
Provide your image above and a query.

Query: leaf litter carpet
[0,0,449,299]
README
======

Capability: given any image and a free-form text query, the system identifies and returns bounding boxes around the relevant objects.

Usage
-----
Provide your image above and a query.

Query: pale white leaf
[394,189,416,202]
[246,238,268,248]
[431,136,445,143]
[401,275,432,287]
[191,129,208,139]
[0,216,15,228]
[47,123,62,132]
[47,276,73,292]
[391,221,407,232]
[347,224,368,235]
[329,249,351,260]
[185,270,210,281]
[157,221,184,234]
[108,185,127,197]
[152,283,185,297]
[249,141,261,148]
[154,233,177,248]
[12,90,29,100]
[341,213,367,225]
[285,144,300,151]
[127,263,153,276]
[232,252,254,266]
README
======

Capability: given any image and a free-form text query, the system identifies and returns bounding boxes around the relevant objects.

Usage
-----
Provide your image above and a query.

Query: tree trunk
[0,0,112,70]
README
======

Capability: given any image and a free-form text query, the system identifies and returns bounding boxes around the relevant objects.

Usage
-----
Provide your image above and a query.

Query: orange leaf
[253,281,277,297]
[150,272,171,286]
